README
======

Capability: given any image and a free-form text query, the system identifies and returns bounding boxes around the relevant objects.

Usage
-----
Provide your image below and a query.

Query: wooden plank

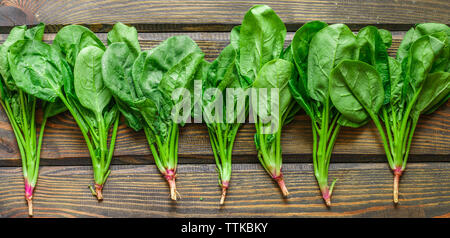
[0,6,37,26]
[0,32,448,165]
[0,0,449,32]
[0,162,449,218]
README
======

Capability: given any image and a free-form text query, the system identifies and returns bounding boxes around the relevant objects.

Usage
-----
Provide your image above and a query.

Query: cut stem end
[274,176,289,198]
[321,187,332,207]
[165,169,178,201]
[220,182,229,205]
[393,167,403,204]
[95,184,104,201]
[26,197,33,217]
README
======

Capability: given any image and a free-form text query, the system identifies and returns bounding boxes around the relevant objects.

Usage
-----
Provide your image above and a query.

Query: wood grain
[0,162,448,218]
[0,0,449,32]
[0,31,448,165]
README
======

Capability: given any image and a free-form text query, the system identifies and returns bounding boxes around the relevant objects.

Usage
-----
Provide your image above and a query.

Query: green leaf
[330,60,384,125]
[403,33,446,98]
[132,35,202,98]
[0,25,27,90]
[356,26,391,104]
[107,22,141,57]
[288,21,328,119]
[8,40,70,102]
[239,5,286,84]
[397,23,450,64]
[74,46,111,115]
[412,72,450,117]
[389,57,403,106]
[102,42,143,131]
[25,23,45,41]
[307,24,357,104]
[53,25,105,67]
[102,42,139,105]
[378,29,392,48]
[43,99,67,119]
[253,59,294,120]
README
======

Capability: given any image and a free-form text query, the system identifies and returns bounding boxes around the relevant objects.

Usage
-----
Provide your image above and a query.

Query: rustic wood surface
[0,163,449,218]
[0,0,449,32]
[0,0,448,218]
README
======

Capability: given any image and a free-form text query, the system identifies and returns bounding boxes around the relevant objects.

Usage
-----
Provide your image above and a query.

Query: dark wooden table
[0,0,449,218]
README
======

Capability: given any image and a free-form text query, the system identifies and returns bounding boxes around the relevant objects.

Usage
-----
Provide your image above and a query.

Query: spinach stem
[371,113,395,169]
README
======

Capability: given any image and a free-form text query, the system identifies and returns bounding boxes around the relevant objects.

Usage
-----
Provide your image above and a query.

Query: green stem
[371,113,395,169]
[32,116,47,185]
[208,127,223,177]
[57,92,97,166]
[103,113,120,183]
[402,117,418,171]
[311,120,319,178]
[2,101,27,177]
[382,107,395,156]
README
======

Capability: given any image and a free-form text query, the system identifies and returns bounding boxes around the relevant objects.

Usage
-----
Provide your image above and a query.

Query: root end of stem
[95,184,104,201]
[165,171,178,201]
[26,197,33,217]
[275,176,289,198]
[393,167,402,204]
[220,186,228,205]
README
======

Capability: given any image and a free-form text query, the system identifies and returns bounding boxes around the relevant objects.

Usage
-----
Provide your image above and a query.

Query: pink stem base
[273,174,289,197]
[321,187,331,207]
[393,167,403,204]
[220,181,229,205]
[24,180,34,217]
[164,169,178,201]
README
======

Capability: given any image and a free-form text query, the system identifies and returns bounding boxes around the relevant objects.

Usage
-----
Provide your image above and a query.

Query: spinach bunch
[287,22,359,205]
[102,23,204,200]
[330,23,449,203]
[9,24,120,201]
[0,23,66,216]
[200,44,245,204]
[233,5,300,197]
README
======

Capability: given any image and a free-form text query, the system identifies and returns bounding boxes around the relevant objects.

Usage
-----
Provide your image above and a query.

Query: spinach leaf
[330,60,385,124]
[107,22,141,57]
[53,25,105,67]
[74,46,111,115]
[0,25,27,90]
[239,5,286,84]
[288,21,327,119]
[102,42,143,131]
[412,71,450,117]
[356,26,391,104]
[307,24,357,104]
[8,40,70,102]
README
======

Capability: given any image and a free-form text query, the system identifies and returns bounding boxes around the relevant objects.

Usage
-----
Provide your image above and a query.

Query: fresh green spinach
[200,44,244,204]
[0,23,66,216]
[288,22,358,205]
[9,25,120,201]
[329,24,449,203]
[235,5,300,197]
[102,25,204,200]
